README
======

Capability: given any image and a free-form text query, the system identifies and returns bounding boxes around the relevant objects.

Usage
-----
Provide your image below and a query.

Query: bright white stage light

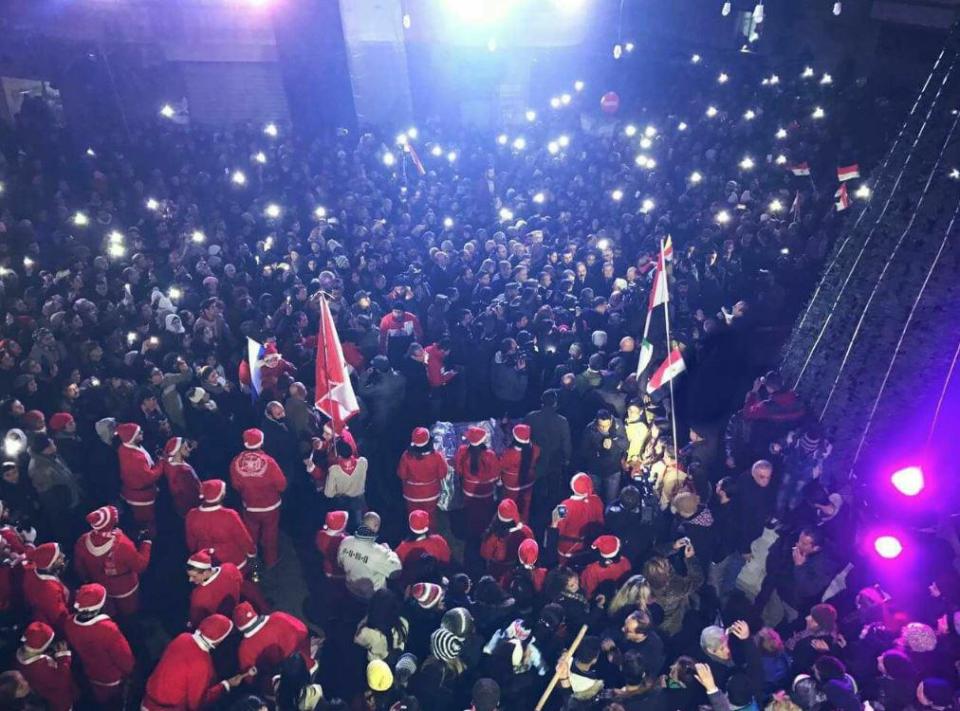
[548,141,559,155]
[558,135,570,148]
[624,124,637,137]
[525,109,537,122]
[497,134,509,146]
[512,137,526,151]
[383,152,396,166]
[574,80,585,92]
[431,145,444,156]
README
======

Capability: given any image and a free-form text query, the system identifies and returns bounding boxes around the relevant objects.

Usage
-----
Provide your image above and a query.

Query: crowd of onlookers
[0,46,957,711]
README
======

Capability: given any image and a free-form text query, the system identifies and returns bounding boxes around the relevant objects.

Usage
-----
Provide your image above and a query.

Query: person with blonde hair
[607,574,652,621]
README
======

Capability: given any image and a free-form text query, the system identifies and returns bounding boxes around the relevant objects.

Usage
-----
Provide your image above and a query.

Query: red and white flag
[315,295,359,432]
[662,234,674,262]
[646,348,686,394]
[837,164,860,182]
[407,144,426,176]
[790,190,801,219]
[790,162,811,176]
[648,251,669,311]
[835,183,851,212]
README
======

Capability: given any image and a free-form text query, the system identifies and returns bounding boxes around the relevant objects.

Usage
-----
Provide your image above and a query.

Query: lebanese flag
[407,144,426,176]
[837,164,860,182]
[835,183,851,211]
[662,234,674,262]
[790,162,811,176]
[648,252,669,311]
[646,348,686,394]
[315,295,360,432]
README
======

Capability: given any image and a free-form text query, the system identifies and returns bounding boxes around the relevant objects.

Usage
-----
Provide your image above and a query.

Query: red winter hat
[198,613,233,646]
[593,534,621,559]
[408,509,430,535]
[233,602,259,632]
[570,472,593,497]
[164,437,184,457]
[512,424,531,444]
[86,505,118,532]
[74,583,107,612]
[466,426,487,446]
[518,538,539,566]
[263,342,279,357]
[117,422,140,444]
[22,621,55,653]
[243,428,264,449]
[324,510,348,532]
[188,549,215,570]
[411,582,443,609]
[29,542,60,570]
[411,427,431,448]
[497,498,520,524]
[22,410,45,431]
[201,479,226,504]
[48,413,74,433]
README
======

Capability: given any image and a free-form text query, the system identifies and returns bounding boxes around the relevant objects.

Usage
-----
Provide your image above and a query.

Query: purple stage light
[891,466,924,497]
[874,535,903,559]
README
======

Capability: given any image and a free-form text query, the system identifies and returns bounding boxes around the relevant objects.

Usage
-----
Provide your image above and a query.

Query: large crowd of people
[0,44,956,711]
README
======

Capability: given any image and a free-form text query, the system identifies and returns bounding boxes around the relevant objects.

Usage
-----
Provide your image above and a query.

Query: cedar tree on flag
[835,183,851,211]
[315,295,360,432]
[646,348,686,394]
[648,252,669,311]
[837,164,860,182]
[407,144,426,176]
[790,162,811,176]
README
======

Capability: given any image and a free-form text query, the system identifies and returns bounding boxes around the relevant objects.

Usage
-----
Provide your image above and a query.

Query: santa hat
[411,427,431,448]
[570,472,593,497]
[411,582,444,609]
[512,424,531,444]
[48,413,74,433]
[324,510,348,532]
[408,509,430,535]
[86,505,118,532]
[592,534,621,559]
[188,549,215,570]
[201,479,226,504]
[22,410,45,431]
[22,621,55,653]
[197,613,233,646]
[117,422,140,444]
[518,538,539,567]
[164,437,184,457]
[466,426,487,447]
[263,342,280,360]
[232,602,260,632]
[29,542,60,570]
[497,498,520,524]
[74,583,107,612]
[243,428,264,449]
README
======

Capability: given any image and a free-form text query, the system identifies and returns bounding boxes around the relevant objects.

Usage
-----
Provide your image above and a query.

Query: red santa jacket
[378,312,423,354]
[315,530,346,580]
[238,611,315,677]
[425,344,456,388]
[395,534,452,569]
[499,444,541,494]
[142,633,228,711]
[163,460,202,517]
[64,612,135,687]
[397,451,448,504]
[185,505,256,570]
[579,557,633,599]
[22,566,70,632]
[1,524,31,555]
[454,446,500,499]
[260,358,297,398]
[555,494,605,558]
[73,530,151,600]
[189,564,242,628]
[117,443,164,506]
[501,564,548,594]
[230,449,287,512]
[16,647,76,711]
[480,524,533,570]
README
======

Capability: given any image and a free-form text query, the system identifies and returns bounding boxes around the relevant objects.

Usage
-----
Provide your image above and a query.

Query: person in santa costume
[455,426,500,542]
[315,509,348,584]
[396,427,448,527]
[502,538,548,593]
[229,428,287,568]
[185,480,256,574]
[548,473,605,563]
[15,620,77,711]
[258,342,297,400]
[116,422,164,538]
[186,549,243,628]
[499,424,540,523]
[579,535,632,600]
[234,601,317,695]
[22,542,71,633]
[480,499,533,580]
[395,509,450,586]
[63,583,134,708]
[0,498,35,557]
[142,613,249,711]
[73,505,151,619]
[162,437,201,518]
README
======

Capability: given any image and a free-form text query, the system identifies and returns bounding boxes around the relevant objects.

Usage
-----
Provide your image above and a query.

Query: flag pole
[659,238,680,466]
[317,294,338,433]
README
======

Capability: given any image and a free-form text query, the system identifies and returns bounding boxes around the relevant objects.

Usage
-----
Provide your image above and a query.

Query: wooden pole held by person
[534,623,589,711]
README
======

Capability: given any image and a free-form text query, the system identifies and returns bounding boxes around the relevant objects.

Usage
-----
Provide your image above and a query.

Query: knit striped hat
[430,627,463,662]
